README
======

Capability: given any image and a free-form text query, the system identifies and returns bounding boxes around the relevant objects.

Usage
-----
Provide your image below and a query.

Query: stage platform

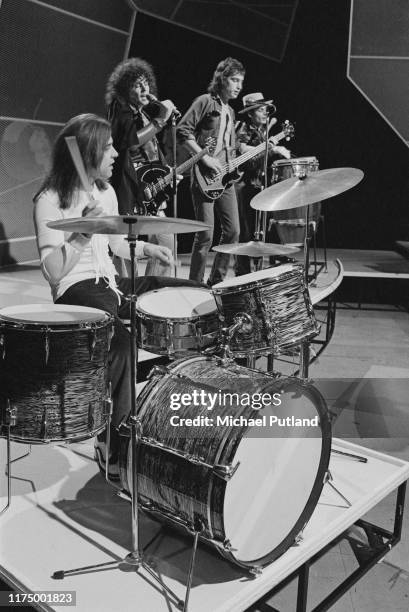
[0,256,343,309]
[320,249,409,280]
[0,438,407,611]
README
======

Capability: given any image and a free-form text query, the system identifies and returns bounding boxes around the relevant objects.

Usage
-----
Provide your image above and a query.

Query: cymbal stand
[0,403,32,515]
[298,177,312,379]
[170,114,179,278]
[252,116,272,274]
[52,219,201,611]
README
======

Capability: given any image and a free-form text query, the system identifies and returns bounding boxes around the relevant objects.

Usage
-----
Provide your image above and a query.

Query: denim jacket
[177,93,236,157]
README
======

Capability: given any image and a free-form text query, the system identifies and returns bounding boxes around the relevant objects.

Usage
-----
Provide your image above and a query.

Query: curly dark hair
[208,57,245,95]
[33,114,111,209]
[105,57,158,107]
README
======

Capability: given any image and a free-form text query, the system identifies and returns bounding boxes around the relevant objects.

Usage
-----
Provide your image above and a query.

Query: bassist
[177,57,245,285]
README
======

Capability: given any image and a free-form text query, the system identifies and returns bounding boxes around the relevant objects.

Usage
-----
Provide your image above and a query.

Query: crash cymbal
[251,167,364,212]
[47,215,211,235]
[213,241,300,257]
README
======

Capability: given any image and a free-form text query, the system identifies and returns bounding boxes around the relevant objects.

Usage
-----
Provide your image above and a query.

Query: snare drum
[0,304,113,443]
[119,355,331,569]
[136,287,219,357]
[271,157,321,245]
[212,264,319,356]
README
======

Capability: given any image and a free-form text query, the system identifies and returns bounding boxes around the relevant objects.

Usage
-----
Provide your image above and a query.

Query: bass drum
[120,356,331,569]
[270,157,321,245]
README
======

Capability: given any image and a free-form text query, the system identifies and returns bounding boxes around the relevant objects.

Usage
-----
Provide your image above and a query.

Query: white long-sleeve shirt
[34,183,145,301]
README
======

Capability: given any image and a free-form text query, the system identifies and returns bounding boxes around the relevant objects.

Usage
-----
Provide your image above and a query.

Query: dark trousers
[56,276,200,430]
[189,183,240,285]
[235,182,260,276]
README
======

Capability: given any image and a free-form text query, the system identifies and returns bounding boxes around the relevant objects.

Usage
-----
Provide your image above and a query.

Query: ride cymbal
[251,167,364,212]
[213,241,299,257]
[48,215,211,235]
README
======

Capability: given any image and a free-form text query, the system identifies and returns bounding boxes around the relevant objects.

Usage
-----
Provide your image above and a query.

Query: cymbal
[251,167,364,212]
[213,241,300,257]
[47,215,211,235]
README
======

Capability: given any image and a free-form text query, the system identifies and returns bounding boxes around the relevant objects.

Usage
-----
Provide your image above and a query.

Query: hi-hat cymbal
[213,241,300,257]
[47,215,211,235]
[251,167,364,212]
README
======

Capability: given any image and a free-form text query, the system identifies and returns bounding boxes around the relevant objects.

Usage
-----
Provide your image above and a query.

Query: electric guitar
[194,120,295,200]
[132,148,208,215]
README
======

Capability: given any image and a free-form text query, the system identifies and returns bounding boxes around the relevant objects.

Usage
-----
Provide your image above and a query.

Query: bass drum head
[222,378,331,566]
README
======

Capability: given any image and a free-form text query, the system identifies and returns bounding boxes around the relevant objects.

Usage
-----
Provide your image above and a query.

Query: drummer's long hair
[33,114,111,209]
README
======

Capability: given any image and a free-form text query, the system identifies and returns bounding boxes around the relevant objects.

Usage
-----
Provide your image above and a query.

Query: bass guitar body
[194,155,242,201]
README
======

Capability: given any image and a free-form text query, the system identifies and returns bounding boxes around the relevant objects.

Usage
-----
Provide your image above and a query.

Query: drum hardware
[0,401,17,515]
[324,470,352,508]
[331,448,368,463]
[50,216,212,612]
[102,384,114,485]
[137,434,239,481]
[212,313,254,365]
[45,330,50,364]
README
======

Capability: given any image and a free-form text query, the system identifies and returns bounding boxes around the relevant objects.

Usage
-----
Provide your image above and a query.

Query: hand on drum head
[143,243,174,266]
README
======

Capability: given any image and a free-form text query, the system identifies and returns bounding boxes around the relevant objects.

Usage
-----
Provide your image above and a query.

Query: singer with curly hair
[105,57,177,275]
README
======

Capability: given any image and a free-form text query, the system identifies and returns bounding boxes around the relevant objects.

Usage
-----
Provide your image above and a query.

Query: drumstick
[64,136,95,200]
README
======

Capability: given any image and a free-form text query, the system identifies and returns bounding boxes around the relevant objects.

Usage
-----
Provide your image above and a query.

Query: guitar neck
[232,130,286,169]
[159,149,207,189]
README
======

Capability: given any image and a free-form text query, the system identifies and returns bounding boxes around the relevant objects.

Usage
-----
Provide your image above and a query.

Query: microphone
[147,94,181,121]
[171,108,181,120]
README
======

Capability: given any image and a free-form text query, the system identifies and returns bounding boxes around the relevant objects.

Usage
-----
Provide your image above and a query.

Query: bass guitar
[194,120,295,200]
[132,148,208,215]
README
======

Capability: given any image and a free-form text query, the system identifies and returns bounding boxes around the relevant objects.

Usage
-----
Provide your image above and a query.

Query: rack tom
[212,264,319,356]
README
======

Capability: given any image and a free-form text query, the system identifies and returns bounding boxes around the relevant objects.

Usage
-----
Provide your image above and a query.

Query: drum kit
[0,166,363,610]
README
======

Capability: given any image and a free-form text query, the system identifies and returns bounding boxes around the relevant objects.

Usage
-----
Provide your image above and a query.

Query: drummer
[235,93,291,276]
[33,113,200,479]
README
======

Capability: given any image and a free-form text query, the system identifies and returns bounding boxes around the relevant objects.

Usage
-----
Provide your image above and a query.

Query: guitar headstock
[282,120,295,141]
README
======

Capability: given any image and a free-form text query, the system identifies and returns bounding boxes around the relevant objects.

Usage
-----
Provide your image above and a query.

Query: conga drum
[271,157,322,245]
